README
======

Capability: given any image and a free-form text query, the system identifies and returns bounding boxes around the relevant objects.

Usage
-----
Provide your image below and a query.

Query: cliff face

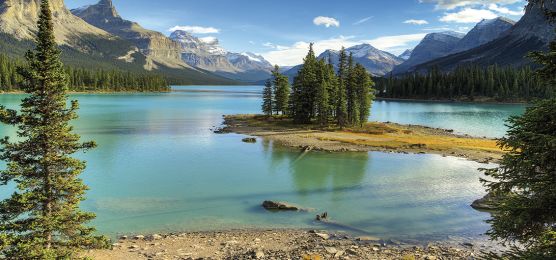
[0,0,110,45]
[71,0,188,70]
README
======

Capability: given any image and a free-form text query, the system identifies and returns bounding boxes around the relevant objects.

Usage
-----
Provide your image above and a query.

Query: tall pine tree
[336,48,349,128]
[354,64,375,127]
[315,60,330,126]
[0,1,109,258]
[271,65,290,115]
[291,43,318,124]
[262,79,273,116]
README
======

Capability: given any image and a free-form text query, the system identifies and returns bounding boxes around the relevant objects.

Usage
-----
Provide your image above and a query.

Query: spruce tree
[315,60,330,126]
[346,53,359,126]
[271,65,290,115]
[480,1,556,258]
[353,64,374,127]
[326,55,339,119]
[291,44,318,124]
[0,1,109,258]
[336,48,349,128]
[262,79,273,116]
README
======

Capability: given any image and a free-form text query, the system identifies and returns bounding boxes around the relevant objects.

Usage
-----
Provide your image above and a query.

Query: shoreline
[220,114,505,163]
[0,90,171,95]
[84,228,500,259]
[375,97,529,105]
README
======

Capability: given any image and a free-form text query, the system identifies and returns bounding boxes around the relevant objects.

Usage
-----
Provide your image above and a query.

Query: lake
[0,86,526,241]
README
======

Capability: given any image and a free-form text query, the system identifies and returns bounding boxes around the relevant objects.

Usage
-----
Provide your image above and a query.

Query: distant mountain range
[410,1,555,73]
[391,31,466,74]
[0,0,553,85]
[0,0,271,84]
[169,30,272,82]
[282,43,404,82]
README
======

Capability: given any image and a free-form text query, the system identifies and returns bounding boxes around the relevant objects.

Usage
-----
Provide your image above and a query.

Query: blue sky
[65,0,527,66]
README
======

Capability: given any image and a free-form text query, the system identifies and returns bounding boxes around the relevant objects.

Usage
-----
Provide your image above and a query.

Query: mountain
[412,2,555,72]
[0,0,128,54]
[0,0,237,85]
[398,49,413,60]
[392,31,464,74]
[283,44,403,81]
[450,17,515,54]
[71,0,187,70]
[170,30,273,83]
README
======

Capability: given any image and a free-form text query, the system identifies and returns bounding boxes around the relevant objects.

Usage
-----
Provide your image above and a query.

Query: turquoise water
[0,86,526,240]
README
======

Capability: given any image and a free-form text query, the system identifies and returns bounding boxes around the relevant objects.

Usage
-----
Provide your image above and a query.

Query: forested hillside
[0,53,170,92]
[375,66,550,102]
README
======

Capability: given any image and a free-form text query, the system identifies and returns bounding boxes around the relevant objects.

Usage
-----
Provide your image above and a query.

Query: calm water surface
[0,86,526,240]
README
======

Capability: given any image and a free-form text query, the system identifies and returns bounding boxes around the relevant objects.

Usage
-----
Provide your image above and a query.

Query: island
[220,114,504,163]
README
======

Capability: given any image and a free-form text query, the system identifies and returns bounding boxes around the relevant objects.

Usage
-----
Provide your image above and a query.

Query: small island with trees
[222,45,505,163]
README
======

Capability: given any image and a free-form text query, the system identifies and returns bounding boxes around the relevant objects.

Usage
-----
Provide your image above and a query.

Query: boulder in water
[262,201,301,211]
[242,137,257,143]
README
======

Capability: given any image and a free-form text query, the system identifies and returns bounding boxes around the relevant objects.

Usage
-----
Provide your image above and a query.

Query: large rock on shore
[471,193,500,210]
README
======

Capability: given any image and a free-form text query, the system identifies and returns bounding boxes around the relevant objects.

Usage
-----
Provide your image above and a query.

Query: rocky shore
[84,229,498,259]
[218,114,504,163]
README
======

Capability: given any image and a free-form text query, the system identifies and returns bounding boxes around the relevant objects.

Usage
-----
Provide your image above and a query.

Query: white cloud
[353,16,373,25]
[420,0,522,10]
[423,26,453,31]
[168,25,220,34]
[488,3,524,15]
[366,33,427,50]
[313,16,340,28]
[440,8,498,23]
[199,36,218,45]
[404,19,429,25]
[263,42,289,51]
[261,34,426,66]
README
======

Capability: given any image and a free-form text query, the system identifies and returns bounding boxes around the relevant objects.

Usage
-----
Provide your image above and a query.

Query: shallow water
[0,86,525,240]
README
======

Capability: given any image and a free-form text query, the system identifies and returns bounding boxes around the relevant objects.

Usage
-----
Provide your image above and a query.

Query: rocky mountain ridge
[71,0,188,70]
[411,2,555,73]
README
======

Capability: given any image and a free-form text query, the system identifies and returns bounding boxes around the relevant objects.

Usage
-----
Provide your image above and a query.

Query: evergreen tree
[315,60,330,126]
[325,55,339,119]
[271,65,290,115]
[336,48,349,127]
[346,53,359,126]
[291,43,318,124]
[262,79,273,116]
[353,64,375,126]
[481,2,556,258]
[0,1,109,258]
[481,99,556,259]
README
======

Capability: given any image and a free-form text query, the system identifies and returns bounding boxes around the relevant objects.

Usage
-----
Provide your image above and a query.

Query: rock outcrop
[71,0,188,70]
[0,0,113,47]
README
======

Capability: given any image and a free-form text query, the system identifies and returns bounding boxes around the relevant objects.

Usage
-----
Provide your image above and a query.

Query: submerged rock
[262,200,301,211]
[242,137,257,143]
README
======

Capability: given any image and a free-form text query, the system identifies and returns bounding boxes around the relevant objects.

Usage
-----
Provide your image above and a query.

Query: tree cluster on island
[263,44,375,128]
